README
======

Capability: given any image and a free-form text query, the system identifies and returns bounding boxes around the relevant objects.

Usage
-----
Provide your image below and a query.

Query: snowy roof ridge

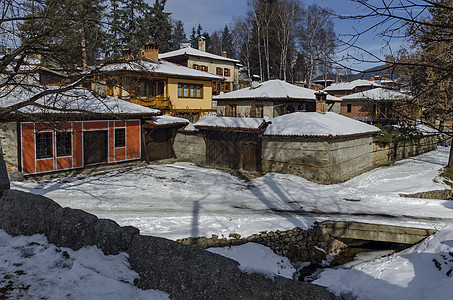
[194,116,267,131]
[264,112,380,138]
[323,79,381,92]
[213,80,342,102]
[147,115,189,126]
[159,47,240,64]
[100,58,223,80]
[0,86,159,115]
[340,87,408,101]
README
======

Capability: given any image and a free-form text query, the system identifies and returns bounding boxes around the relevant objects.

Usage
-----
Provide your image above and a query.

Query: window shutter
[250,105,257,118]
[225,104,231,117]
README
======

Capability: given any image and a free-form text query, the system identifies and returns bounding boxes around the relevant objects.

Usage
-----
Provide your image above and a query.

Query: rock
[47,207,98,250]
[128,234,338,300]
[229,233,241,239]
[93,219,139,255]
[399,189,453,200]
[0,190,61,236]
[0,141,9,190]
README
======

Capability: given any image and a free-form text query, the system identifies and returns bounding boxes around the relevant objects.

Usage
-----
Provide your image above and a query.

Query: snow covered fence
[0,189,338,300]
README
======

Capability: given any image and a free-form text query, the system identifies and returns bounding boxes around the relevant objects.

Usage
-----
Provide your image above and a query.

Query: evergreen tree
[146,0,172,53]
[202,31,211,52]
[107,0,125,58]
[190,26,197,48]
[20,0,106,71]
[120,0,149,55]
[221,25,234,58]
[171,19,186,50]
[210,30,222,55]
[196,24,203,37]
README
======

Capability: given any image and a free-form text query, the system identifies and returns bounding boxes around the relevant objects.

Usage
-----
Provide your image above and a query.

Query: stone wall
[0,189,337,300]
[373,135,438,167]
[0,122,22,180]
[173,130,439,184]
[261,135,375,184]
[178,224,347,264]
[173,130,206,165]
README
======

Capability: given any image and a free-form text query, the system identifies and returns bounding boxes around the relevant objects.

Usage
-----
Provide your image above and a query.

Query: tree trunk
[81,25,88,72]
[0,139,10,190]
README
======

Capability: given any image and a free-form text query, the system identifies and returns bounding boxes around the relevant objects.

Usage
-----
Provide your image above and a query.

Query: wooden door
[239,137,261,172]
[83,130,108,165]
[145,128,172,161]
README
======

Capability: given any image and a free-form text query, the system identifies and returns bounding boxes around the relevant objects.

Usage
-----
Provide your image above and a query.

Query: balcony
[129,96,172,110]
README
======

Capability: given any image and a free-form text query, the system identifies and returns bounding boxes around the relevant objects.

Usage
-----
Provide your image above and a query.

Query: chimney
[315,91,327,114]
[121,49,132,61]
[251,75,260,89]
[222,51,227,58]
[198,36,206,52]
[180,38,191,49]
[141,42,159,62]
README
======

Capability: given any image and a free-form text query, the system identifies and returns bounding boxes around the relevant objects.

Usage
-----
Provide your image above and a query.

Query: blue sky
[161,0,409,71]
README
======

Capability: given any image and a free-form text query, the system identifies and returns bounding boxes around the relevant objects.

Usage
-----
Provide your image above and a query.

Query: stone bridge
[319,221,437,245]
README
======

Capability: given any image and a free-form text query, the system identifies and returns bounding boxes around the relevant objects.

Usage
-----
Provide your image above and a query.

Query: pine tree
[20,0,106,71]
[202,32,211,52]
[147,0,172,53]
[190,26,197,48]
[171,19,186,50]
[120,0,149,55]
[221,25,234,58]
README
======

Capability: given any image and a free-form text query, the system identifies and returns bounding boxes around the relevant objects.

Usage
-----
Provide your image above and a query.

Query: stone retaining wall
[178,224,348,264]
[373,135,438,166]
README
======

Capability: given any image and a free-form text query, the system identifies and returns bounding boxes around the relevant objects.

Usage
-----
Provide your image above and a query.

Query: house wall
[328,102,341,114]
[216,100,274,118]
[167,77,213,111]
[187,57,238,91]
[20,120,141,176]
[340,100,374,119]
[261,135,375,184]
[0,122,22,180]
[173,130,206,165]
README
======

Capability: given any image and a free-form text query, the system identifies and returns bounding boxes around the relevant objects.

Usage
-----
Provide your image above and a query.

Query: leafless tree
[339,0,453,167]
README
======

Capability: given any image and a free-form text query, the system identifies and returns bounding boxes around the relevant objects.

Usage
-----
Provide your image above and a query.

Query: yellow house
[159,37,240,95]
[93,45,223,122]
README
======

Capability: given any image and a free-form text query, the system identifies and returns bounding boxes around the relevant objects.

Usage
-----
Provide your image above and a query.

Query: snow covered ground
[11,146,453,240]
[0,230,169,300]
[6,147,453,299]
[314,229,453,300]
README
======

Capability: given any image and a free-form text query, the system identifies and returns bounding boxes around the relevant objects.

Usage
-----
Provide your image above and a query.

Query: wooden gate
[83,130,108,165]
[205,131,261,172]
[144,128,174,161]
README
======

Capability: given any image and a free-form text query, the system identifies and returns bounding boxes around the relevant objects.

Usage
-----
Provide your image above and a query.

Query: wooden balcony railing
[129,96,172,110]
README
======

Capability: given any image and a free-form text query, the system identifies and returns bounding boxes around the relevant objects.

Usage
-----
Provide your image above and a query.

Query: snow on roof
[323,79,381,92]
[341,88,408,101]
[182,122,199,132]
[213,80,342,102]
[0,86,159,115]
[100,59,223,80]
[159,47,240,64]
[148,115,189,126]
[264,112,380,138]
[194,116,266,130]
